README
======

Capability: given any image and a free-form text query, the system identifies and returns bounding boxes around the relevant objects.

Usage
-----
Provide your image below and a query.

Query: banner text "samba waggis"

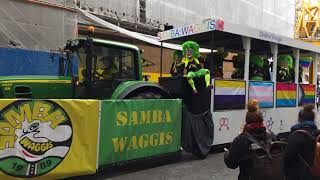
[112,110,173,152]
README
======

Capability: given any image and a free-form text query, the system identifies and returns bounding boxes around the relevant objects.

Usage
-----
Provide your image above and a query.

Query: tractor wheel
[129,92,163,99]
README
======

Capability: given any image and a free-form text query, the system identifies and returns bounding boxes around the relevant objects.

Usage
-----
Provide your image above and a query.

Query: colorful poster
[99,99,182,166]
[0,99,99,180]
[298,84,315,106]
[214,80,246,110]
[299,56,313,68]
[276,83,297,107]
[249,81,274,108]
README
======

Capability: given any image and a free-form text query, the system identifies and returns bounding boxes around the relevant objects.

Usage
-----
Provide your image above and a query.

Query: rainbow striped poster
[276,83,297,107]
[299,56,313,68]
[249,81,274,108]
[214,80,246,110]
[298,84,315,106]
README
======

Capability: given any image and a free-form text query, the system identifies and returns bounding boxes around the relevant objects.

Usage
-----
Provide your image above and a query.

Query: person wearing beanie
[284,104,320,180]
[224,99,273,180]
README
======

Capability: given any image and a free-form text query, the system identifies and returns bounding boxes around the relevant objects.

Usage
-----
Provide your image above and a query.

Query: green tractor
[0,35,170,100]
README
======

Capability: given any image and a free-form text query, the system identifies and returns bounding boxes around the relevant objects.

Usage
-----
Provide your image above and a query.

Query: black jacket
[284,121,320,180]
[224,127,271,180]
[170,62,184,77]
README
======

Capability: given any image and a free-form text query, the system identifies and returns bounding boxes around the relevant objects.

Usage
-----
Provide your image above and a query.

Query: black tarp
[159,77,211,114]
[181,106,214,159]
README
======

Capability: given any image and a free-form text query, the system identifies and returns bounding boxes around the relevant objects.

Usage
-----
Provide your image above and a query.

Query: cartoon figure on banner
[170,50,184,77]
[219,117,230,131]
[0,100,73,178]
[181,41,212,94]
[261,110,274,130]
[266,117,274,130]
[280,120,284,130]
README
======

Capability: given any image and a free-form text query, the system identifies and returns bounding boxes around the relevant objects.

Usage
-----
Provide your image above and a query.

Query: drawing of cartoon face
[14,119,72,162]
[0,100,73,177]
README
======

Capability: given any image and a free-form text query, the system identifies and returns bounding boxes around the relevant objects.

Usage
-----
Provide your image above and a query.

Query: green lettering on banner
[99,99,182,166]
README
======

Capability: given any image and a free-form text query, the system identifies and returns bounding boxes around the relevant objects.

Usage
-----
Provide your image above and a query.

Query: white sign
[157,19,225,41]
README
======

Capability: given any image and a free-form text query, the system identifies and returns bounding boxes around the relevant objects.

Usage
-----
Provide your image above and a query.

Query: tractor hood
[0,75,71,82]
[0,75,73,99]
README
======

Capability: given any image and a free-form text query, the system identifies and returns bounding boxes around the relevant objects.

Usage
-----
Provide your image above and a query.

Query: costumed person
[249,53,271,81]
[277,55,295,83]
[231,54,245,79]
[204,50,227,78]
[181,41,212,94]
[170,50,184,77]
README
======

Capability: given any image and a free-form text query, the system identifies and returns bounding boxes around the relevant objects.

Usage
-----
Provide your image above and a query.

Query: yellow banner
[0,99,99,180]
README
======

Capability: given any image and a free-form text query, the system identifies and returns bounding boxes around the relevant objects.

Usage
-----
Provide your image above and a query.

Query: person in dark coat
[170,50,184,77]
[224,99,273,180]
[284,104,320,180]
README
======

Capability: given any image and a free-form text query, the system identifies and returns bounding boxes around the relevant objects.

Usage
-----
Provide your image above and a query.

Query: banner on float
[0,99,99,180]
[298,84,316,106]
[214,80,246,110]
[99,99,182,166]
[249,81,274,108]
[276,83,297,107]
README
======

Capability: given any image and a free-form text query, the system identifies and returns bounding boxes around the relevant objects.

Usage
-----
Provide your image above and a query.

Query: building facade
[77,0,295,37]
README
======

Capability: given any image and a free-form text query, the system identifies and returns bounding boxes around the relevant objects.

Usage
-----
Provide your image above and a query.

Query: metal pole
[160,42,163,77]
[314,53,318,85]
[314,53,318,111]
[210,30,215,113]
[242,36,251,105]
[293,48,300,84]
[270,43,278,108]
[293,48,300,107]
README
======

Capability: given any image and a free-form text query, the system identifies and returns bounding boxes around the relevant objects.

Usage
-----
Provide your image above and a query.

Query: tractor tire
[129,92,163,99]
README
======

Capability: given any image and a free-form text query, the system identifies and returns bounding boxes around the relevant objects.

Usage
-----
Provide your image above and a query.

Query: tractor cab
[65,37,141,99]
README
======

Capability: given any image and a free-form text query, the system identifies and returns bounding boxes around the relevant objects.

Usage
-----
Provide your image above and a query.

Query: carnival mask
[186,48,193,58]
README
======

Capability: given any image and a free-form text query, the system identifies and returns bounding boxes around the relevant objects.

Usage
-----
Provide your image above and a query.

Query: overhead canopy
[157,18,320,54]
[78,9,212,53]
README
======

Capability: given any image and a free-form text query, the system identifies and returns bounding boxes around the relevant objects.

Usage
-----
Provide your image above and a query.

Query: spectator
[284,104,320,180]
[224,99,272,180]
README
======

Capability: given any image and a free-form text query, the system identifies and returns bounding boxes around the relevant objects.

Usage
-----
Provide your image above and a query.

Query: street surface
[70,152,238,180]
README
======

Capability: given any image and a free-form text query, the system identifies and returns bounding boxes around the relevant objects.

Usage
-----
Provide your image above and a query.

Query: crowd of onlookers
[224,100,320,180]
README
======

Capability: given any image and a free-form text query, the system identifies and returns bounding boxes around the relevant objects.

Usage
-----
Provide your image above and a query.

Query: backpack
[245,132,287,180]
[296,130,320,177]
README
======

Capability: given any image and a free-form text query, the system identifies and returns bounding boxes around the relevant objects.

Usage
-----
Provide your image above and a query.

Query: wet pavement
[70,152,238,180]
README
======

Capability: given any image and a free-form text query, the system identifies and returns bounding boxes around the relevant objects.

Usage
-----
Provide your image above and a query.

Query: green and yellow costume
[249,53,271,81]
[277,55,295,83]
[181,41,211,93]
